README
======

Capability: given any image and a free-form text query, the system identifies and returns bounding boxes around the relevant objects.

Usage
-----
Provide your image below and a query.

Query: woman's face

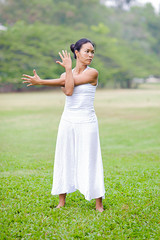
[76,42,95,65]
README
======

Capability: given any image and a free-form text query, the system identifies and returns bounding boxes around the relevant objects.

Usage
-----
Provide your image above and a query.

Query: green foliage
[91,22,110,34]
[0,0,160,89]
[0,90,160,239]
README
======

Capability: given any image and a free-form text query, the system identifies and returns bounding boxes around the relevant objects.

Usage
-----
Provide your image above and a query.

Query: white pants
[51,110,105,201]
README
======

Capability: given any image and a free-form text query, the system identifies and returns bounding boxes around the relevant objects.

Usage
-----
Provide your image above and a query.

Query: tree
[0,0,160,91]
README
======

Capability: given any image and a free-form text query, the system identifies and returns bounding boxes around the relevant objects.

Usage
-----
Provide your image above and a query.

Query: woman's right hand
[56,50,72,70]
[22,69,41,87]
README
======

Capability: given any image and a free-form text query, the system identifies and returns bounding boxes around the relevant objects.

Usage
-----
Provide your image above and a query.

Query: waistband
[61,109,97,123]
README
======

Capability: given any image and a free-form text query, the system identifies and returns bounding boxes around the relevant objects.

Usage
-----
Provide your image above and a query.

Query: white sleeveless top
[64,83,96,112]
[65,67,97,109]
[62,67,97,123]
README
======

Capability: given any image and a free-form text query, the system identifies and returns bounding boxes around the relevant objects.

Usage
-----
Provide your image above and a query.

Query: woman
[22,38,105,212]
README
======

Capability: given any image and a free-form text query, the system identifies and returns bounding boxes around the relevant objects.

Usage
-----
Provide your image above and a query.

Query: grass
[0,89,160,239]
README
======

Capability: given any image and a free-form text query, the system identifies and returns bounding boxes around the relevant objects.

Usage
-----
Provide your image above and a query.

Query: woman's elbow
[65,85,74,96]
[65,90,73,96]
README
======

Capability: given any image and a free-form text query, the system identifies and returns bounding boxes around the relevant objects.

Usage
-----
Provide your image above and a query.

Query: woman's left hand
[56,50,72,70]
[22,69,41,87]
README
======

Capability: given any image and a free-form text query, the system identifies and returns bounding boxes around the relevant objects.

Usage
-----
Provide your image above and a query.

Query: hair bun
[70,44,75,53]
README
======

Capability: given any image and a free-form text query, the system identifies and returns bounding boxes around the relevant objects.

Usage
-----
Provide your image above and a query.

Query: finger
[66,50,69,58]
[22,74,32,78]
[63,50,67,58]
[64,50,68,57]
[33,69,37,76]
[23,81,30,83]
[65,50,69,58]
[21,78,30,81]
[65,50,68,57]
[56,61,64,67]
[62,50,67,58]
[59,52,64,60]
[27,83,32,87]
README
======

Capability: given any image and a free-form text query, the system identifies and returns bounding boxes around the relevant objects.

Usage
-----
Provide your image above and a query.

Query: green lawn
[0,89,160,239]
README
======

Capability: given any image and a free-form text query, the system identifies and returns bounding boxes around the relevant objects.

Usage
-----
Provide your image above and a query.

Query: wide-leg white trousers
[51,110,105,201]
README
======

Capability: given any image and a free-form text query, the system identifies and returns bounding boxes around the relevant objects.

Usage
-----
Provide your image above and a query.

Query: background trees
[0,0,160,90]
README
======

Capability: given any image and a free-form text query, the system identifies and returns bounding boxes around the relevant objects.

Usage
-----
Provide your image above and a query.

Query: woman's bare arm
[74,68,98,86]
[56,50,74,96]
[60,68,98,88]
[22,69,65,87]
[22,50,74,96]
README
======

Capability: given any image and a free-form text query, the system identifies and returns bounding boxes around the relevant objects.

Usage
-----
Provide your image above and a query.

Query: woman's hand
[22,69,41,87]
[56,50,72,70]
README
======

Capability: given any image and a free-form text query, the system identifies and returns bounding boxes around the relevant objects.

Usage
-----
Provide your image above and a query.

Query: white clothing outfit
[51,67,105,201]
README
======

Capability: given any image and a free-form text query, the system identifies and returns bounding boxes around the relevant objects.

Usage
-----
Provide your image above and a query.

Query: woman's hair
[70,38,95,59]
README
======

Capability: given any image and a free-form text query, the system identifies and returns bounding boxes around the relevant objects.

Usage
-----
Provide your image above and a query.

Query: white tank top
[64,67,97,112]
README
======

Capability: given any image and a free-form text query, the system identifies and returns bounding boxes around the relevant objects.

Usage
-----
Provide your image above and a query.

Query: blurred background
[0,0,160,91]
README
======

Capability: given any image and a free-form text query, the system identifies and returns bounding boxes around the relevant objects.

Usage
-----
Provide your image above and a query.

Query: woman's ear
[75,50,79,58]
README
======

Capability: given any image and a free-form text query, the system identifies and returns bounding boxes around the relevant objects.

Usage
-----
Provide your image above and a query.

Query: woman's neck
[74,62,88,74]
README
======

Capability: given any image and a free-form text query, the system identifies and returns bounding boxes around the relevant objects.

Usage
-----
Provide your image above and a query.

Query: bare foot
[96,206,104,212]
[56,203,65,208]
[95,197,104,212]
[56,193,66,209]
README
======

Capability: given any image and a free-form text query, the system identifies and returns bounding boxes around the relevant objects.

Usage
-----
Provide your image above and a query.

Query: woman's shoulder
[85,67,98,80]
[86,67,98,75]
